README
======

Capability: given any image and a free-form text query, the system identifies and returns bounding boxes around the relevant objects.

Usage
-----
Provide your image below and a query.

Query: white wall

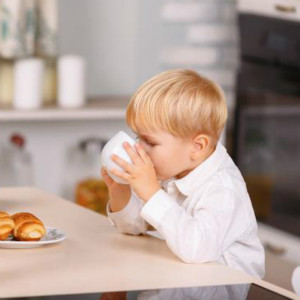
[58,0,238,110]
[58,0,141,96]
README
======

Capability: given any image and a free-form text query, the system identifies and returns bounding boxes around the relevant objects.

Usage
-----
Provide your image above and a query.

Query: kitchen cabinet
[238,0,300,22]
[258,222,300,291]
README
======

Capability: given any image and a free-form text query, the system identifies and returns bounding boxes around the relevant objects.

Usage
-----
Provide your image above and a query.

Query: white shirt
[107,143,265,279]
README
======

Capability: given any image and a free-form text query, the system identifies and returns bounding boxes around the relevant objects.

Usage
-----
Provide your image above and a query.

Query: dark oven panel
[234,13,300,236]
[239,13,300,69]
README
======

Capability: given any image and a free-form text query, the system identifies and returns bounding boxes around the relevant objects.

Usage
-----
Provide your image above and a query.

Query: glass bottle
[63,138,109,215]
[42,57,57,106]
[0,133,34,187]
[0,59,14,107]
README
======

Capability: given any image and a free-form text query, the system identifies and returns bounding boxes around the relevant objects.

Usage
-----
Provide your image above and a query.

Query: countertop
[0,187,299,299]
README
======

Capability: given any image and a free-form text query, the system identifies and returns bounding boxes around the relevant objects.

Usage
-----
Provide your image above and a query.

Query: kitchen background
[0,0,299,293]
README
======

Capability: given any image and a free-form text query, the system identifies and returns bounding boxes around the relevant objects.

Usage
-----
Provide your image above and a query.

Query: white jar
[58,55,86,108]
[13,58,44,110]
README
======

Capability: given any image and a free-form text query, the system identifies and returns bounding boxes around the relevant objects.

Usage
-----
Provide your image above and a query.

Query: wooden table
[0,187,299,299]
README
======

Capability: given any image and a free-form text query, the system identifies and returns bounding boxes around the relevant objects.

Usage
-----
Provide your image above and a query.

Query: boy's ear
[190,134,209,160]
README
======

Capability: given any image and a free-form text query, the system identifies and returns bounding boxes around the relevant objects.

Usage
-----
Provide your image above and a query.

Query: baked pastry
[12,212,46,241]
[0,211,15,240]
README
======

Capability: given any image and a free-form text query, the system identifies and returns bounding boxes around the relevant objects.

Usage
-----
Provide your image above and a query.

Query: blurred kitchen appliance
[234,13,300,236]
[63,137,109,215]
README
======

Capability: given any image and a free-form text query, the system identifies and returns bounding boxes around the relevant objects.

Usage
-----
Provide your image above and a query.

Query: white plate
[0,227,66,249]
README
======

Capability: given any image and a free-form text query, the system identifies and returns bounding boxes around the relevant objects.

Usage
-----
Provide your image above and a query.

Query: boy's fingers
[101,167,107,176]
[135,143,151,163]
[110,168,130,181]
[123,142,141,164]
[101,167,114,185]
[112,154,134,173]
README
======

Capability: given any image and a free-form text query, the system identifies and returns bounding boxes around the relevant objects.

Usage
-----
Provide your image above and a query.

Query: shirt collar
[170,142,227,196]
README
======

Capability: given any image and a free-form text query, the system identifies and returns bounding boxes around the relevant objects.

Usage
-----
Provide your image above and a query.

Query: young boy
[101,69,265,279]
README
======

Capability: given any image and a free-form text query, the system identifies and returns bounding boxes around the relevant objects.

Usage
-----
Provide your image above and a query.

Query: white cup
[100,131,136,184]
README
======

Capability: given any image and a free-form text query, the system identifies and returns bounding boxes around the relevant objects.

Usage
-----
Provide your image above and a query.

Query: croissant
[0,211,15,240]
[12,212,46,241]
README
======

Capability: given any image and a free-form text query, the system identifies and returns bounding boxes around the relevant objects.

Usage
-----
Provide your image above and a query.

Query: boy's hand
[101,168,131,212]
[110,142,160,202]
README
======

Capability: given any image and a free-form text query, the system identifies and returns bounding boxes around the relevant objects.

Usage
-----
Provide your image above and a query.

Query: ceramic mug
[100,131,136,184]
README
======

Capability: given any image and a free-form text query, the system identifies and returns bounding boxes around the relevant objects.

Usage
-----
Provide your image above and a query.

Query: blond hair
[126,69,228,142]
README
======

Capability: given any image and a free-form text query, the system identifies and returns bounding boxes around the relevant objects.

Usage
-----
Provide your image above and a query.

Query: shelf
[0,96,129,122]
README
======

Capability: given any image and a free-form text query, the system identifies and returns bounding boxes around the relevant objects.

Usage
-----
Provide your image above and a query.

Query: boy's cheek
[149,155,158,167]
[141,144,151,154]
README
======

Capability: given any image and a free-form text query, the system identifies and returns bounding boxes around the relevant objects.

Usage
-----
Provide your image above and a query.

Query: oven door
[235,92,300,236]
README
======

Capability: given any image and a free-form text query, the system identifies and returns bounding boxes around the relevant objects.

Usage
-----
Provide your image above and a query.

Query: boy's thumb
[101,167,114,185]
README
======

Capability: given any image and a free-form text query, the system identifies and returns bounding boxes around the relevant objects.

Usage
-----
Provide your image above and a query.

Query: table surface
[0,187,299,299]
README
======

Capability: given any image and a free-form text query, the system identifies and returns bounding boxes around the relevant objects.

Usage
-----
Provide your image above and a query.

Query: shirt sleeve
[107,190,149,235]
[141,187,248,263]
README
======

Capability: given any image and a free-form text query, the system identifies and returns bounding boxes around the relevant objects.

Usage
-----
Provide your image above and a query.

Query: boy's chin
[157,174,174,181]
[156,174,165,181]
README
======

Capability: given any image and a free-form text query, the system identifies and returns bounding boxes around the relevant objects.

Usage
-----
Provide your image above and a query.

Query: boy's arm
[102,167,149,235]
[107,190,149,235]
[140,186,250,263]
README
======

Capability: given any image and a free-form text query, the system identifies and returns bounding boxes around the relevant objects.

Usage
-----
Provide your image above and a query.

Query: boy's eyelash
[134,132,158,146]
[146,140,157,146]
[136,136,157,146]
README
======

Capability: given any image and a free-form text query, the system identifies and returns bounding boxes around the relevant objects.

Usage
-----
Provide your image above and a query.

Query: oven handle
[265,242,286,255]
[274,4,297,14]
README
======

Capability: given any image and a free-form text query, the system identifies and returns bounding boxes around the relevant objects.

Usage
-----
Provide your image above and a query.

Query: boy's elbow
[116,223,147,236]
[118,227,144,236]
[174,246,221,264]
[177,254,216,264]
[178,256,200,264]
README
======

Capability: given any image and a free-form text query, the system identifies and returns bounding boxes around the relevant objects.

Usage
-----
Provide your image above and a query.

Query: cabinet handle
[274,4,297,13]
[264,242,286,255]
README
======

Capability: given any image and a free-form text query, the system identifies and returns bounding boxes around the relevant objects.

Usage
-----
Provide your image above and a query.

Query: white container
[100,131,136,184]
[13,58,44,110]
[0,133,34,187]
[58,55,86,108]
